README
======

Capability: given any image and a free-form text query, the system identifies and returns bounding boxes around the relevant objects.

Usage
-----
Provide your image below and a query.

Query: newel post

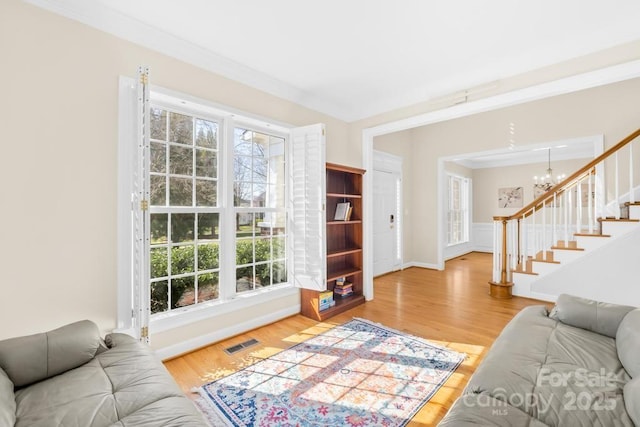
[489,216,513,299]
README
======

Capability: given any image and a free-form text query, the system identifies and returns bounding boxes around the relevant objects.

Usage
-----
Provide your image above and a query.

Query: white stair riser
[575,236,611,251]
[530,261,561,276]
[552,250,585,264]
[601,221,638,237]
[629,205,640,220]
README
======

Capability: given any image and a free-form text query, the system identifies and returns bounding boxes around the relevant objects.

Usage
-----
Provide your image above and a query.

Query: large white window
[146,102,289,316]
[118,75,324,340]
[447,174,470,246]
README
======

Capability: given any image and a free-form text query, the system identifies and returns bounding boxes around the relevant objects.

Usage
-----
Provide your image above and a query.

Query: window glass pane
[195,179,217,206]
[253,182,266,207]
[171,245,195,275]
[151,142,166,173]
[172,276,195,309]
[273,236,286,260]
[198,213,219,240]
[255,238,270,263]
[234,181,252,207]
[150,280,168,314]
[150,108,167,141]
[273,261,287,285]
[150,247,168,278]
[197,272,219,302]
[236,267,256,293]
[169,112,193,145]
[195,119,217,149]
[236,238,254,265]
[169,177,192,206]
[169,145,193,176]
[171,213,195,243]
[198,243,219,270]
[255,263,270,287]
[196,149,216,178]
[150,214,168,244]
[236,213,254,238]
[150,175,166,206]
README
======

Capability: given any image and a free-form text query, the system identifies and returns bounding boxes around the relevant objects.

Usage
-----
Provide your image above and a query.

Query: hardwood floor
[164,252,549,426]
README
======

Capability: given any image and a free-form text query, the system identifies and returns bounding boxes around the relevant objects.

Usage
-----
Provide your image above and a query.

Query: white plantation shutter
[132,66,151,343]
[289,124,326,290]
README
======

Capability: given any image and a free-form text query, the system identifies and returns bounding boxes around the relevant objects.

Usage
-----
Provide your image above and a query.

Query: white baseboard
[403,261,441,270]
[154,305,300,361]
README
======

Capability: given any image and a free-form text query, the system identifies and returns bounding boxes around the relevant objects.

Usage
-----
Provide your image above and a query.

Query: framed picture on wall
[498,186,523,208]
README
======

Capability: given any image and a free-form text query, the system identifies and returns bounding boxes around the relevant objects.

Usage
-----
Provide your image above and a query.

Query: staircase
[490,128,640,302]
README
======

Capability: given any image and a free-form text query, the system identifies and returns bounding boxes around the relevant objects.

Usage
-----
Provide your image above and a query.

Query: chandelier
[533,148,565,193]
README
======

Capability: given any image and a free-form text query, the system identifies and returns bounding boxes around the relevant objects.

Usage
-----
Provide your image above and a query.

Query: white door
[373,169,401,276]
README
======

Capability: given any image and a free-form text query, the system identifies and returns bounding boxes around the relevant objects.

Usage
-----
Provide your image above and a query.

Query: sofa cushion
[0,320,102,387]
[549,293,635,338]
[461,305,633,426]
[14,333,206,427]
[0,367,16,427]
[617,308,640,378]
[624,377,640,426]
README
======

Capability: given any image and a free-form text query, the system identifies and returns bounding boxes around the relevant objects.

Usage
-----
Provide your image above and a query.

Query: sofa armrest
[104,333,139,348]
[0,320,103,388]
[549,293,635,338]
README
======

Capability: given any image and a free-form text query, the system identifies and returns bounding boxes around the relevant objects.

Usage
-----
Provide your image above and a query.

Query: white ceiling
[29,0,640,122]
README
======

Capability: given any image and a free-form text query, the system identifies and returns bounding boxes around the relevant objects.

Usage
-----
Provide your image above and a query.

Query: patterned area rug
[196,318,465,427]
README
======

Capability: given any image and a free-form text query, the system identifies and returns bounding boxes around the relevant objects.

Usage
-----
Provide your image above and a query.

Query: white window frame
[117,78,301,336]
[446,173,471,247]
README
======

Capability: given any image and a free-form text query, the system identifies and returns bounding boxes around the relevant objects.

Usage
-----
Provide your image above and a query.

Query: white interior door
[373,169,401,276]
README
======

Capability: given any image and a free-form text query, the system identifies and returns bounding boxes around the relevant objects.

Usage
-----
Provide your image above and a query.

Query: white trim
[154,303,300,361]
[363,62,638,279]
[402,261,441,271]
[150,286,298,334]
[472,223,495,253]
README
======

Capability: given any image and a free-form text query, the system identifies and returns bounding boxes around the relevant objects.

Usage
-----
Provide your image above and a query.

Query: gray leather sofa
[439,294,640,426]
[0,320,208,426]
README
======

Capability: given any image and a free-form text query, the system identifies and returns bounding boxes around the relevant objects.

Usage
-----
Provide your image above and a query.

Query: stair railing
[490,127,640,296]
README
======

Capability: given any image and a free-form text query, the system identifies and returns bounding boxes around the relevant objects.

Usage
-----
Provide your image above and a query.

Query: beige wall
[0,0,350,345]
[471,159,587,223]
[407,78,640,265]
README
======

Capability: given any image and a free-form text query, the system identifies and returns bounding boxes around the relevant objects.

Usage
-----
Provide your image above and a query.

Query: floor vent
[224,338,259,355]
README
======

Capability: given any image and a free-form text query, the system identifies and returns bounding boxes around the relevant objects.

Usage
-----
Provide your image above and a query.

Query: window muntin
[149,107,221,314]
[233,128,287,294]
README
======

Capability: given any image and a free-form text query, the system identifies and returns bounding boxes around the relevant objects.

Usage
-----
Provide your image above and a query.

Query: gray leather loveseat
[440,294,640,426]
[0,320,208,426]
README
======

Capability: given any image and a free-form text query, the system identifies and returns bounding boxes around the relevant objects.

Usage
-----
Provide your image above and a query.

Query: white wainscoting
[472,223,494,253]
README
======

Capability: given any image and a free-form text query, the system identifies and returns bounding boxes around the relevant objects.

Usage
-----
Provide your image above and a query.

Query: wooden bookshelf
[300,163,366,321]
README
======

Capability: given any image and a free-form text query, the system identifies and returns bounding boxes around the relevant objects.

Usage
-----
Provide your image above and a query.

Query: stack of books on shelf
[334,277,353,298]
[319,290,335,311]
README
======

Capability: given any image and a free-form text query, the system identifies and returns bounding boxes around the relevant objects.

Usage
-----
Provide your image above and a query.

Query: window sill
[150,284,298,334]
[446,241,471,248]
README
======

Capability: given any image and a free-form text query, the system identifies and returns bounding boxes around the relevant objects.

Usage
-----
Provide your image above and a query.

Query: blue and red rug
[196,318,464,426]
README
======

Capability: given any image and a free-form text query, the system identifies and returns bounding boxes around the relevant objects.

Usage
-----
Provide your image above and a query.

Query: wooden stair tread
[598,217,640,222]
[624,202,640,206]
[512,268,538,276]
[531,259,560,264]
[573,233,611,238]
[551,246,585,251]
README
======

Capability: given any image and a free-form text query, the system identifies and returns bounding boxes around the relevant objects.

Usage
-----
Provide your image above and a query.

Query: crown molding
[24,0,352,121]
